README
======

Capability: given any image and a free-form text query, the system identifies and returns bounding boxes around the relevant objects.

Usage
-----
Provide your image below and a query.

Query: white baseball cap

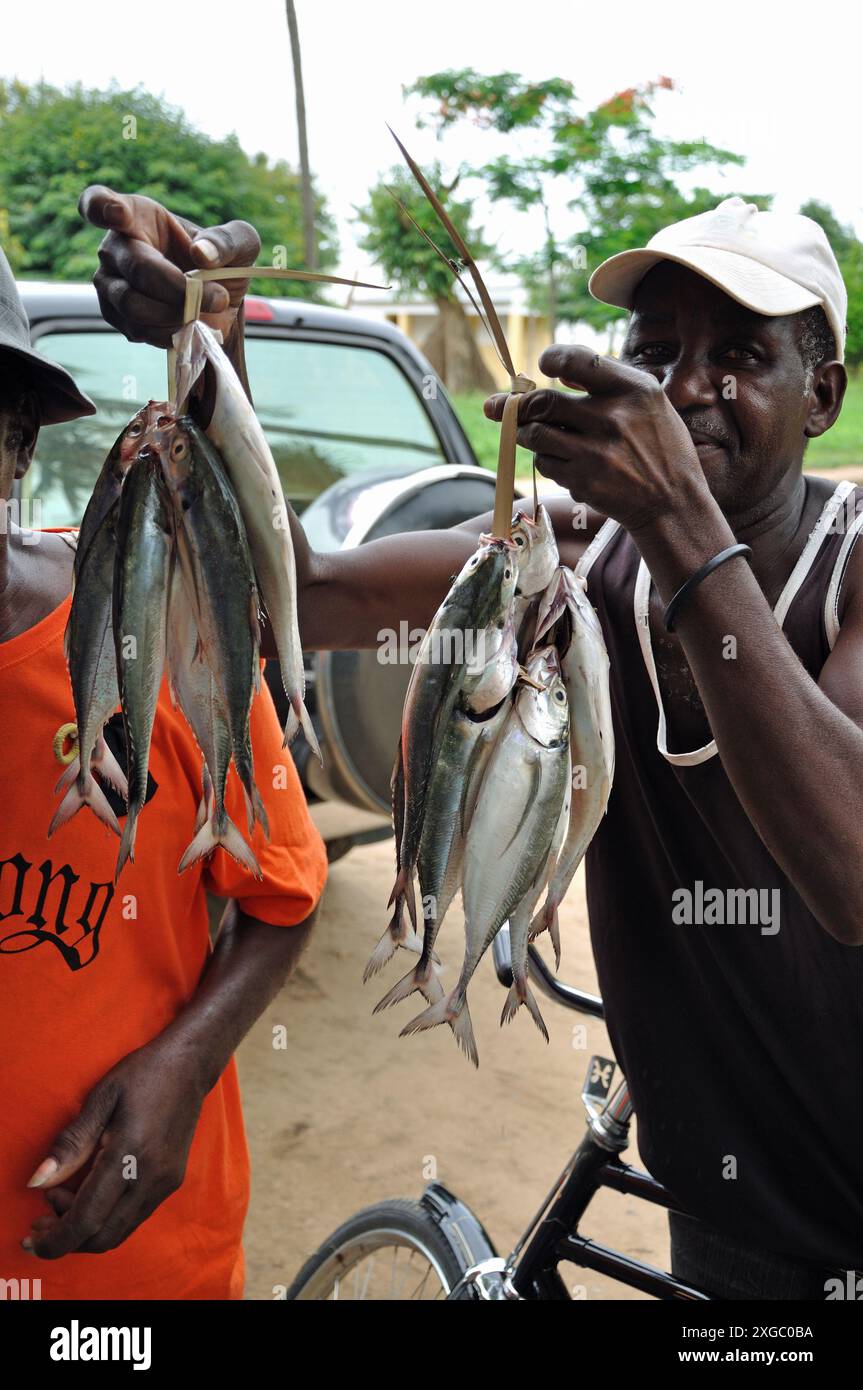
[588,197,847,363]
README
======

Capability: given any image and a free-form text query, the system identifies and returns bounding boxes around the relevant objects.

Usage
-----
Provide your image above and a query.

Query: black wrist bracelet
[662,543,752,632]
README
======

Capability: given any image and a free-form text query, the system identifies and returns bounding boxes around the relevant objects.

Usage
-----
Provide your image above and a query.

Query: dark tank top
[581,478,863,1267]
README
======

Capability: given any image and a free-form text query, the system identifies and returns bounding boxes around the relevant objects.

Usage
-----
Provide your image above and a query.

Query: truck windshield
[25,328,446,527]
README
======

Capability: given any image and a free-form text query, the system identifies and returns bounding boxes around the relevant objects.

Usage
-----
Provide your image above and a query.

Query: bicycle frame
[444,928,714,1301]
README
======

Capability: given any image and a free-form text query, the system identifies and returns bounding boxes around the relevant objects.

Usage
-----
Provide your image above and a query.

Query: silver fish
[511,503,559,597]
[372,693,512,1012]
[387,537,518,946]
[173,320,319,760]
[113,450,173,878]
[402,646,570,1064]
[463,605,518,713]
[501,744,571,1038]
[165,569,261,878]
[49,503,128,837]
[531,567,614,961]
[160,417,268,863]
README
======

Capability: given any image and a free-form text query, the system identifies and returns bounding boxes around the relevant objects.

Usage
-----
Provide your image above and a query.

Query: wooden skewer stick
[387,127,534,541]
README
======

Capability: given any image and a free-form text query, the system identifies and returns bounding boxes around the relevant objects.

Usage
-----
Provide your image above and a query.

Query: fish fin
[179,810,262,879]
[54,757,80,796]
[548,909,562,971]
[115,810,139,882]
[91,734,128,801]
[363,901,423,982]
[363,926,399,982]
[239,779,270,840]
[283,694,322,765]
[373,962,442,1013]
[48,771,121,839]
[400,990,479,1068]
[387,865,418,934]
[195,760,214,832]
[251,784,271,840]
[524,984,550,1042]
[501,754,543,856]
[528,899,562,970]
[500,982,549,1042]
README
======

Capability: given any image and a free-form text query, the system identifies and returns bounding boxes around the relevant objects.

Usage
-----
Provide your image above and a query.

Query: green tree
[0,79,338,295]
[406,71,766,343]
[356,165,497,393]
[800,200,862,369]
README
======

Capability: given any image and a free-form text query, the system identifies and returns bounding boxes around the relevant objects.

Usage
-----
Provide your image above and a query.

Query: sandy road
[236,837,669,1300]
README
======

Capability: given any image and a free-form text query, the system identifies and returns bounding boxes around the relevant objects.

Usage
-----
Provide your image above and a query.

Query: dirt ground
[236,837,669,1300]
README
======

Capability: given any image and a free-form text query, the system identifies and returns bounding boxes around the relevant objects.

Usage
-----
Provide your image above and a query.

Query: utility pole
[286,0,316,269]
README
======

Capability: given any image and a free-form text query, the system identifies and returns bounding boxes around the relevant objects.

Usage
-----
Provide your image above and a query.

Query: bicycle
[285,926,713,1301]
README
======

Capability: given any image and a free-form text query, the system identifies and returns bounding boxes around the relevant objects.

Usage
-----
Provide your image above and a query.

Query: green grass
[452,375,863,480]
[807,371,863,469]
[451,392,535,480]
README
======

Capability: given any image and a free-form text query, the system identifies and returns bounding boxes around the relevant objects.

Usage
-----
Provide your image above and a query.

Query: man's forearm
[155,901,317,1095]
[633,497,863,944]
[287,493,591,653]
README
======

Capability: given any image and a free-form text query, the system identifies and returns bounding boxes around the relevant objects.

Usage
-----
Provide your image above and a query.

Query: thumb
[189,219,261,270]
[26,1082,118,1189]
[78,185,136,234]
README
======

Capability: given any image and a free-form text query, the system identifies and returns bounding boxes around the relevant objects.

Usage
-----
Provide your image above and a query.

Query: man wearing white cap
[90,190,863,1300]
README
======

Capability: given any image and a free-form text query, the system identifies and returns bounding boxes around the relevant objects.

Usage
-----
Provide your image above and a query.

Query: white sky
[11,0,863,280]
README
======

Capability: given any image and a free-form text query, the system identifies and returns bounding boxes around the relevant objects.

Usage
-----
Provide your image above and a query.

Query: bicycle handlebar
[492,923,605,1020]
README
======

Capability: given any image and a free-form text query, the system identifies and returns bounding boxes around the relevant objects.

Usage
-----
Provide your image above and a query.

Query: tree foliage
[0,79,338,295]
[800,200,863,368]
[405,70,767,334]
[355,164,490,302]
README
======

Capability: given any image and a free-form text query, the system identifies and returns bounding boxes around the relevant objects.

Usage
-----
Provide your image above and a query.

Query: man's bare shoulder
[17,528,76,605]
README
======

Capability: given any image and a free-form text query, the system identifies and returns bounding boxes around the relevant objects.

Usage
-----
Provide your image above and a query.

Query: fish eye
[554,688,566,702]
[504,568,512,580]
[157,415,173,428]
[126,421,143,437]
[514,534,525,547]
[171,437,189,459]
[469,556,479,566]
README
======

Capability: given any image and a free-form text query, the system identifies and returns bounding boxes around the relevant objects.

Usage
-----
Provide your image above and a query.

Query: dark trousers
[668,1210,842,1300]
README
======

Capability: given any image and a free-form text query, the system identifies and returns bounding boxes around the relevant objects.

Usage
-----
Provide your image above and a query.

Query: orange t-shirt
[0,586,328,1301]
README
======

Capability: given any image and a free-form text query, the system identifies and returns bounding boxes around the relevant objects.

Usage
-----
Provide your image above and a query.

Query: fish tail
[529,897,562,968]
[54,757,80,796]
[501,980,549,1042]
[92,734,128,801]
[283,693,322,765]
[387,865,419,935]
[373,960,443,1013]
[115,809,139,882]
[524,984,550,1042]
[362,903,423,983]
[179,809,262,879]
[548,910,562,971]
[363,927,398,982]
[48,769,121,839]
[400,989,479,1068]
[194,762,214,834]
[241,781,271,841]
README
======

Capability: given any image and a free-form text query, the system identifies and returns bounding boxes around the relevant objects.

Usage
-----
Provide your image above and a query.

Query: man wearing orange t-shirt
[0,207,328,1299]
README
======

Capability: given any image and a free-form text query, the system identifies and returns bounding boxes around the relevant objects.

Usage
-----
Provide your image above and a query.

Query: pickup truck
[17,282,502,859]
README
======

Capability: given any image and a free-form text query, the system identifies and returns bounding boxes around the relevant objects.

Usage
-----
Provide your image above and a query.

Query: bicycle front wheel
[286,1198,473,1301]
